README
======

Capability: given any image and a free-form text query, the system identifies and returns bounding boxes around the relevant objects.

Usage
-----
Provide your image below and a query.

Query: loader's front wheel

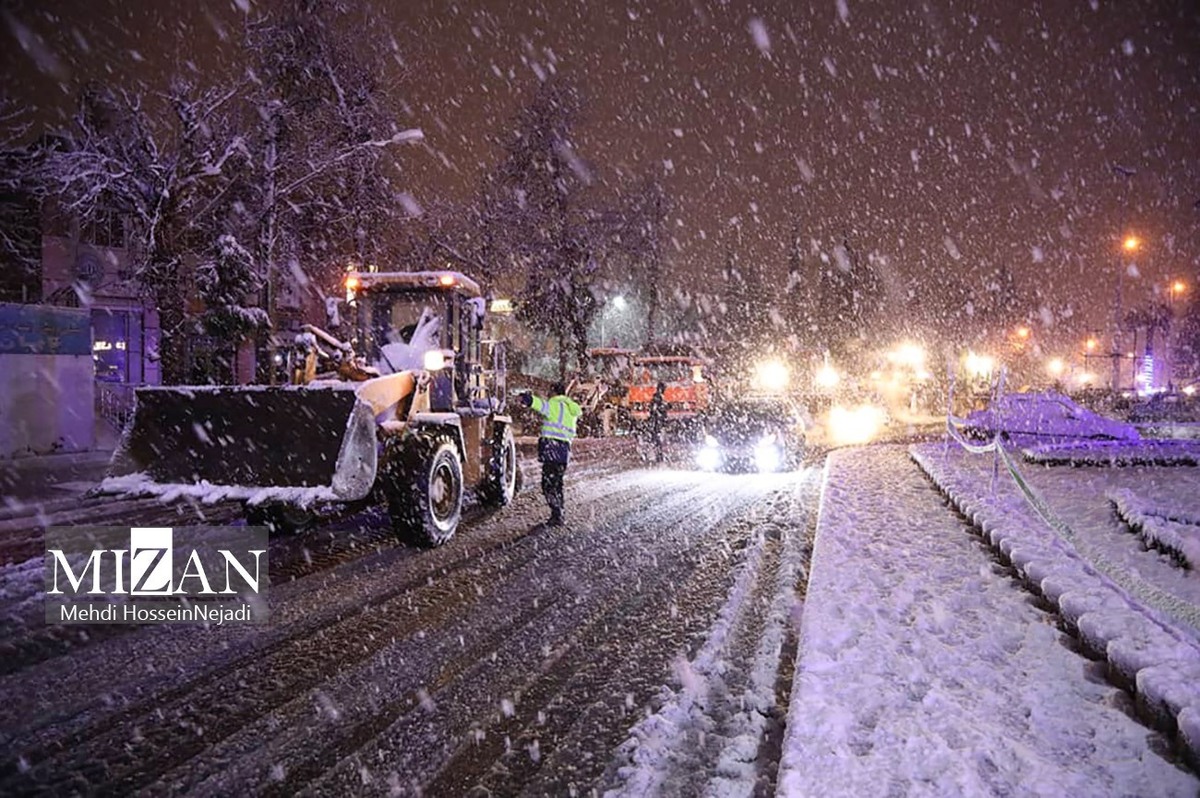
[481,425,518,507]
[389,438,463,547]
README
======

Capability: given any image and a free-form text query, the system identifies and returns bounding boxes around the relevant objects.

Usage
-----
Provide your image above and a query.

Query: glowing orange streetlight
[1085,337,1098,352]
[1169,280,1187,309]
[1123,235,1140,252]
[1015,325,1031,339]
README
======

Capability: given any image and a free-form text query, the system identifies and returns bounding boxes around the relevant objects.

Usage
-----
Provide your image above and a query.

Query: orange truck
[625,355,710,422]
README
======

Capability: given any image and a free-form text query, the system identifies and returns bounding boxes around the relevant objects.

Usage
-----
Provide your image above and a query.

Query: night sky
[4,0,1199,348]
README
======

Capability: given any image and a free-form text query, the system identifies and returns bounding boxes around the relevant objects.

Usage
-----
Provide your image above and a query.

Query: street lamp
[964,351,995,379]
[598,295,627,347]
[1112,232,1141,392]
[1169,280,1186,307]
[1166,281,1186,392]
[815,363,840,390]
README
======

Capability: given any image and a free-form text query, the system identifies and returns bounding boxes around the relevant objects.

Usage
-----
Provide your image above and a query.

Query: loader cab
[347,271,500,413]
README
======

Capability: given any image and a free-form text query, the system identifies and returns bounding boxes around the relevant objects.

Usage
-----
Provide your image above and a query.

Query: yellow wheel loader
[99,271,518,547]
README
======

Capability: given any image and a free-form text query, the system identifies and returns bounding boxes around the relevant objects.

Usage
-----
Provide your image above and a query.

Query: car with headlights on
[695,398,806,473]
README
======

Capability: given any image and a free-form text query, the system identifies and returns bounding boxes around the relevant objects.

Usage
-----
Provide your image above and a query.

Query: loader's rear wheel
[243,503,316,534]
[389,438,464,547]
[481,425,518,507]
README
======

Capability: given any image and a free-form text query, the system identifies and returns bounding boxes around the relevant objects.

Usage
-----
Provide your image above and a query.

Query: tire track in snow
[597,471,821,797]
[399,473,815,798]
[224,472,758,797]
[0,464,684,795]
[0,459,638,752]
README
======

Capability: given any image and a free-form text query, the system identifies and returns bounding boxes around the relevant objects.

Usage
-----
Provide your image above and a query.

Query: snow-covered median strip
[912,443,1200,768]
[780,446,1200,794]
[1109,488,1200,569]
[1021,440,1200,467]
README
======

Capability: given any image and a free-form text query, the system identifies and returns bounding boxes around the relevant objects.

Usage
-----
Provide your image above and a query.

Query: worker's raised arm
[518,392,552,419]
[529,395,553,418]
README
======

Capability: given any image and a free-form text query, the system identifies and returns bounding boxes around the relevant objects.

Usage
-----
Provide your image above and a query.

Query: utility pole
[1111,164,1136,393]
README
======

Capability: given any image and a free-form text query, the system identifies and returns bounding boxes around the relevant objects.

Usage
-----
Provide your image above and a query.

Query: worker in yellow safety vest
[518,382,581,527]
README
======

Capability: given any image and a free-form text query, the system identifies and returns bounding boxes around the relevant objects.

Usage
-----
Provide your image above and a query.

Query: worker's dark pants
[541,462,567,519]
[651,429,664,462]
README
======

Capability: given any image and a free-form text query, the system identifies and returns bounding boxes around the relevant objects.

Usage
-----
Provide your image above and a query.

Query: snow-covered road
[0,454,819,796]
[2,442,1197,796]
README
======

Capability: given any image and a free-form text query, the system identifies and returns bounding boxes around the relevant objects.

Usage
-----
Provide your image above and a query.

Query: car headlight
[754,437,781,472]
[704,434,718,448]
[697,446,720,471]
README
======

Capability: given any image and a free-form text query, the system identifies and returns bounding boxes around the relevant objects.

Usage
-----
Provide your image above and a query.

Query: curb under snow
[910,443,1200,769]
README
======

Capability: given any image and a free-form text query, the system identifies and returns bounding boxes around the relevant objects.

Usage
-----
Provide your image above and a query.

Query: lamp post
[1082,331,1101,381]
[1112,233,1140,392]
[1167,280,1186,392]
[1111,164,1137,393]
[1169,280,1186,308]
[598,295,627,348]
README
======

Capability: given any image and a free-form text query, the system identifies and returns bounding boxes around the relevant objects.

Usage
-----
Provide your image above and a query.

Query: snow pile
[96,472,339,508]
[1022,439,1200,467]
[779,446,1200,794]
[1138,422,1200,441]
[912,443,1200,767]
[1109,488,1200,569]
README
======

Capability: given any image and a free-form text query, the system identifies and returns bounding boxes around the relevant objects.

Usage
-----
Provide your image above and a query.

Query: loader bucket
[101,384,378,505]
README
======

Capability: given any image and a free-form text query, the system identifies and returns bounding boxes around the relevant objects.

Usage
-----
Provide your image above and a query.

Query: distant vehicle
[695,398,806,473]
[626,355,710,422]
[568,347,637,436]
[963,391,1139,441]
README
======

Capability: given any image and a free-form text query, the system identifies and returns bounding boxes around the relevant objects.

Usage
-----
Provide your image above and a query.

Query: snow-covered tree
[26,82,250,380]
[815,233,884,358]
[238,3,423,370]
[0,98,42,301]
[475,81,603,379]
[1174,291,1200,381]
[194,234,270,340]
[785,226,822,346]
[609,174,670,344]
[721,244,752,344]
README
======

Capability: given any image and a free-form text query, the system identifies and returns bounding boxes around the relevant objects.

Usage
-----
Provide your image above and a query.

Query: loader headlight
[423,350,448,371]
[754,435,781,472]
